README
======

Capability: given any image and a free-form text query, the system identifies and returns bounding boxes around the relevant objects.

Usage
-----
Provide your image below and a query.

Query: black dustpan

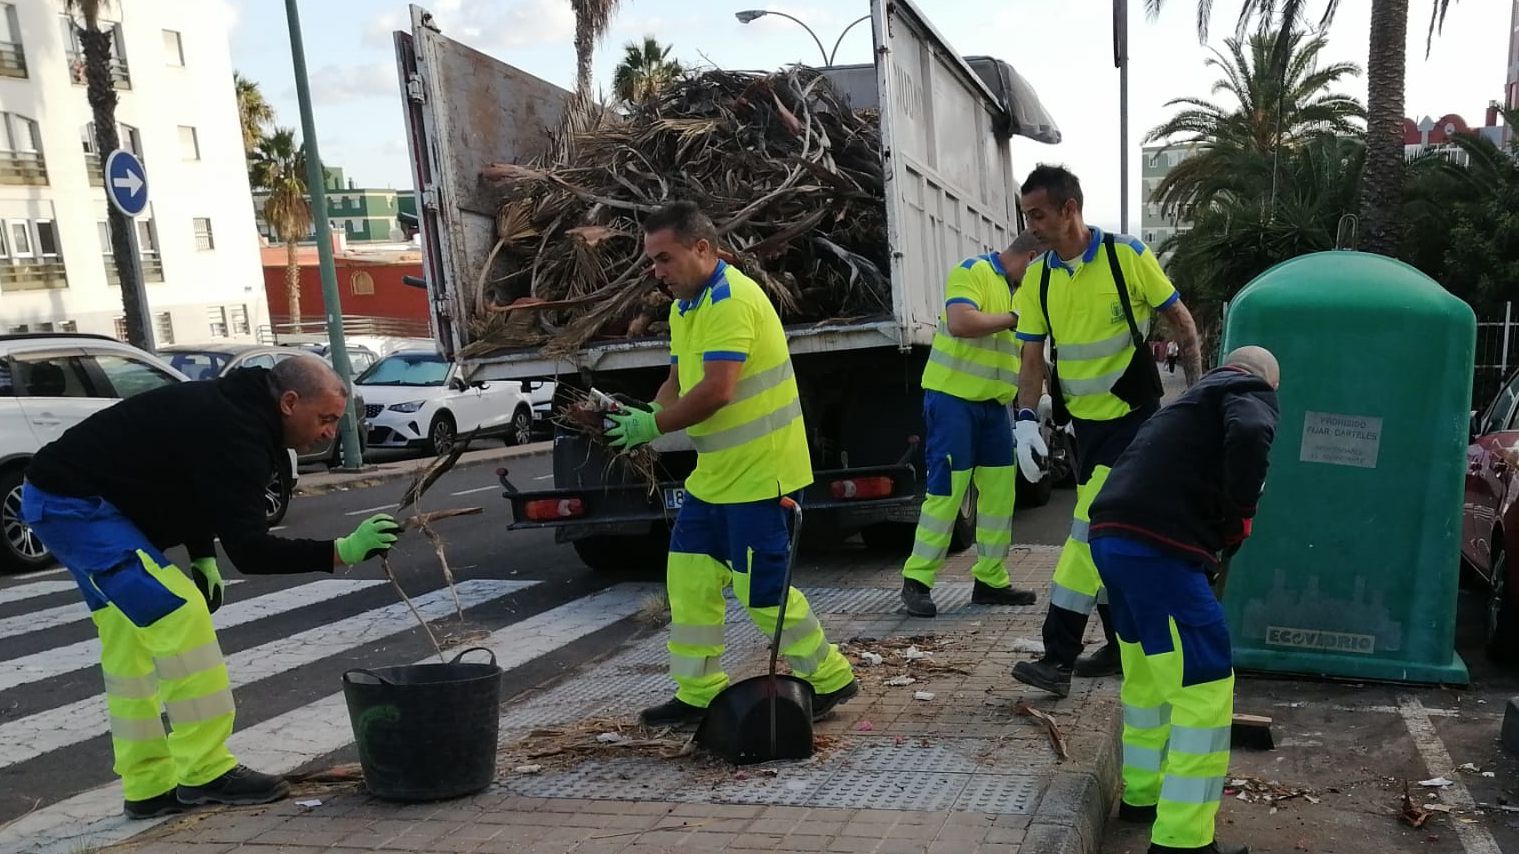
[697,498,815,765]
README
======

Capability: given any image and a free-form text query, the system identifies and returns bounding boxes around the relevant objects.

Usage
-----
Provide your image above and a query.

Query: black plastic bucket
[342,647,502,801]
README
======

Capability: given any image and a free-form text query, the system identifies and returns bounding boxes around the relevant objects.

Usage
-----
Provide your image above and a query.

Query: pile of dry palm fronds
[468,67,892,357]
[552,387,662,496]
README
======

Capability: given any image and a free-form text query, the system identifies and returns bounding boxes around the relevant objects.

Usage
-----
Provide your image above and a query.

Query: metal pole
[1503,301,1513,377]
[1115,0,1130,235]
[123,219,154,352]
[827,15,872,66]
[284,0,363,471]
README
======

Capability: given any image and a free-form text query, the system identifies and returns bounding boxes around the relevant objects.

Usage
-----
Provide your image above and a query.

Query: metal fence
[1475,302,1519,410]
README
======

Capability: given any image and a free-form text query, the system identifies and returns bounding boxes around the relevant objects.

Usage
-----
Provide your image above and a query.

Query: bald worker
[1085,347,1280,854]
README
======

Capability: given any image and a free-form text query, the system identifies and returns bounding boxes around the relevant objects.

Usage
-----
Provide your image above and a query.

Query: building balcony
[0,152,46,186]
[0,261,67,293]
[103,253,164,285]
[67,54,130,90]
[0,42,25,78]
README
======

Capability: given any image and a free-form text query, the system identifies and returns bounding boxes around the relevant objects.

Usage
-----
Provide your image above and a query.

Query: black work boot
[812,679,860,721]
[177,765,290,806]
[1010,658,1072,698]
[639,696,706,727]
[124,789,186,819]
[1148,843,1248,854]
[972,580,1037,606]
[1117,801,1157,823]
[1074,642,1123,677]
[901,578,937,617]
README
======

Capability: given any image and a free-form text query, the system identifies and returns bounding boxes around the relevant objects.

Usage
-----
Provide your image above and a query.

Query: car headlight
[388,400,426,413]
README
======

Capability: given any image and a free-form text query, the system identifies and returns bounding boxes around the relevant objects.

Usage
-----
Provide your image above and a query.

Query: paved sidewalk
[110,545,1123,854]
[295,442,551,496]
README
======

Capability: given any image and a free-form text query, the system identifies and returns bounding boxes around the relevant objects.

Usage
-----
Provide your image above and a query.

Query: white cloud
[366,0,574,56]
[302,63,402,106]
[363,12,407,50]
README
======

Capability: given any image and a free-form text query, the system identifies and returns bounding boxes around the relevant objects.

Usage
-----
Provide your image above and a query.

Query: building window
[113,317,127,340]
[8,221,31,256]
[0,112,45,185]
[193,217,214,250]
[178,126,199,161]
[230,304,250,336]
[207,306,228,339]
[59,320,76,333]
[162,29,183,66]
[35,220,58,259]
[155,312,174,345]
[351,270,375,295]
[62,17,129,89]
[0,4,25,78]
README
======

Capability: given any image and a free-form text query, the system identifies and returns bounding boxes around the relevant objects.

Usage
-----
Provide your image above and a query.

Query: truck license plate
[663,488,686,510]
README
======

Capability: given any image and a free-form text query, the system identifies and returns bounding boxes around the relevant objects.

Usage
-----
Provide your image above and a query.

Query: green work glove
[606,407,662,450]
[336,513,402,565]
[190,557,224,614]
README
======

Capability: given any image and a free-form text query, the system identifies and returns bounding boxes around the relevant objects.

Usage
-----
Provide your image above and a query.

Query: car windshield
[357,351,448,386]
[165,350,233,381]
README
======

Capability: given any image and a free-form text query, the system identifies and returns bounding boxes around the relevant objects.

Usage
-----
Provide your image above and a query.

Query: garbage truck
[392,0,1067,570]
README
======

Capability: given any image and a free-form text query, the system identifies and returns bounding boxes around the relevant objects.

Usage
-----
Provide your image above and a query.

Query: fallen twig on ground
[1014,700,1070,761]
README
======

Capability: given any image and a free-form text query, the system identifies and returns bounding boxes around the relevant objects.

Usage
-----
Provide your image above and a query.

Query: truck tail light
[830,477,894,501]
[523,498,585,521]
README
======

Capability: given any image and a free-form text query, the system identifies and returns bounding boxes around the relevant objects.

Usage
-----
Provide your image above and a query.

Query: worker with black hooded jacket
[1087,346,1281,854]
[20,357,400,820]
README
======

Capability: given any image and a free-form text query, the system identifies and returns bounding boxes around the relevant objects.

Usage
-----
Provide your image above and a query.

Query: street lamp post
[735,10,871,67]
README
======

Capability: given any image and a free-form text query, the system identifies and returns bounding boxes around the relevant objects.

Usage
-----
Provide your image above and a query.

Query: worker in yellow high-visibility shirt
[606,201,857,728]
[1008,164,1202,698]
[900,231,1045,617]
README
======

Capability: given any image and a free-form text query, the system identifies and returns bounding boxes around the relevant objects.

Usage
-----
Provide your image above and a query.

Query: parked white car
[0,334,300,573]
[357,350,539,453]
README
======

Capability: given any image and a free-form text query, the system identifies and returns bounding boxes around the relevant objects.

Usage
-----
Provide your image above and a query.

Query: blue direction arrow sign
[105,149,148,217]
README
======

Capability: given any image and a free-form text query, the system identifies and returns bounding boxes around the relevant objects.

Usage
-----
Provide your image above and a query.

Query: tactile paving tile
[843,739,995,774]
[953,774,1043,814]
[809,769,968,811]
[670,765,834,806]
[505,757,688,801]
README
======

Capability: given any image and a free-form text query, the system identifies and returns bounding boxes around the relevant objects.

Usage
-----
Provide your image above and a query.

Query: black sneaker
[1011,658,1072,698]
[971,580,1037,606]
[812,679,860,721]
[177,765,290,807]
[1118,801,1157,823]
[124,789,186,819]
[1074,642,1123,677]
[1148,843,1248,854]
[901,579,937,617]
[639,696,706,727]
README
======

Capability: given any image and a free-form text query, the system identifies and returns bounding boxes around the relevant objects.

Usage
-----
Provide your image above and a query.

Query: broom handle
[769,496,802,757]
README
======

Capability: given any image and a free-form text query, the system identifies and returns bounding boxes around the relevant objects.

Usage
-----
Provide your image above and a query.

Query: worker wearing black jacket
[20,358,400,820]
[1087,347,1280,854]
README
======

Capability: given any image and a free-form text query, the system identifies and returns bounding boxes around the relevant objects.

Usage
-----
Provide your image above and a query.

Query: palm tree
[569,0,622,98]
[1145,28,1362,220]
[234,72,275,155]
[249,129,312,332]
[65,0,146,348]
[613,36,681,105]
[1146,0,1457,256]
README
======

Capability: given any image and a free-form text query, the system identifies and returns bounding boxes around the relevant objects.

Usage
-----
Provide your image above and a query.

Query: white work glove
[1013,409,1048,482]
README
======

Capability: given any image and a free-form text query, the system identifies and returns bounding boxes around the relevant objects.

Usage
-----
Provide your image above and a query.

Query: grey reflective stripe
[1069,518,1091,544]
[1122,743,1165,772]
[911,536,948,563]
[1161,774,1226,805]
[1057,322,1149,361]
[916,513,956,538]
[155,641,225,681]
[978,514,1013,537]
[976,542,1010,560]
[926,348,1019,385]
[1096,586,1109,605]
[778,613,822,650]
[669,653,723,679]
[669,623,726,647]
[165,689,236,724]
[110,714,166,742]
[786,643,831,675]
[1169,724,1231,755]
[1124,703,1172,730]
[936,321,1021,356]
[1058,366,1128,396]
[733,359,796,403]
[690,399,803,454]
[103,672,157,700]
[1049,583,1096,614]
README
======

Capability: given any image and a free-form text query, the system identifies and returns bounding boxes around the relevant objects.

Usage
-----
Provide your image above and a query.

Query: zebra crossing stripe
[0,582,657,854]
[0,579,387,693]
[0,579,78,606]
[0,579,534,769]
[0,580,241,640]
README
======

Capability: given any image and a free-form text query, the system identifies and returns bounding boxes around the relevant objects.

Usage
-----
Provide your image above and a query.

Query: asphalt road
[0,447,1080,826]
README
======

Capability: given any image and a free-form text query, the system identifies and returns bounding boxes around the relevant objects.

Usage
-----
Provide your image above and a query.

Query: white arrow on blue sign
[105,149,148,217]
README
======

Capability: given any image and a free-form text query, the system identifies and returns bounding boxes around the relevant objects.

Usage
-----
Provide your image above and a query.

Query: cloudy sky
[225,0,1512,229]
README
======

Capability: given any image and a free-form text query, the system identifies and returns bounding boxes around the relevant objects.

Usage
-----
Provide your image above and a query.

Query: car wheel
[1016,462,1054,508]
[507,407,533,447]
[860,522,915,553]
[0,468,51,574]
[1047,428,1078,488]
[427,412,457,456]
[948,483,977,553]
[1486,550,1519,665]
[572,528,669,573]
[265,464,292,528]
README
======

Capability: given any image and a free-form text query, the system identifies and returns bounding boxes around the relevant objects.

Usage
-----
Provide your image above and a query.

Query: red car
[1462,372,1519,663]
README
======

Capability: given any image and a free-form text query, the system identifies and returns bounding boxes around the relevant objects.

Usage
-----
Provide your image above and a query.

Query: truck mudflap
[498,465,919,530]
